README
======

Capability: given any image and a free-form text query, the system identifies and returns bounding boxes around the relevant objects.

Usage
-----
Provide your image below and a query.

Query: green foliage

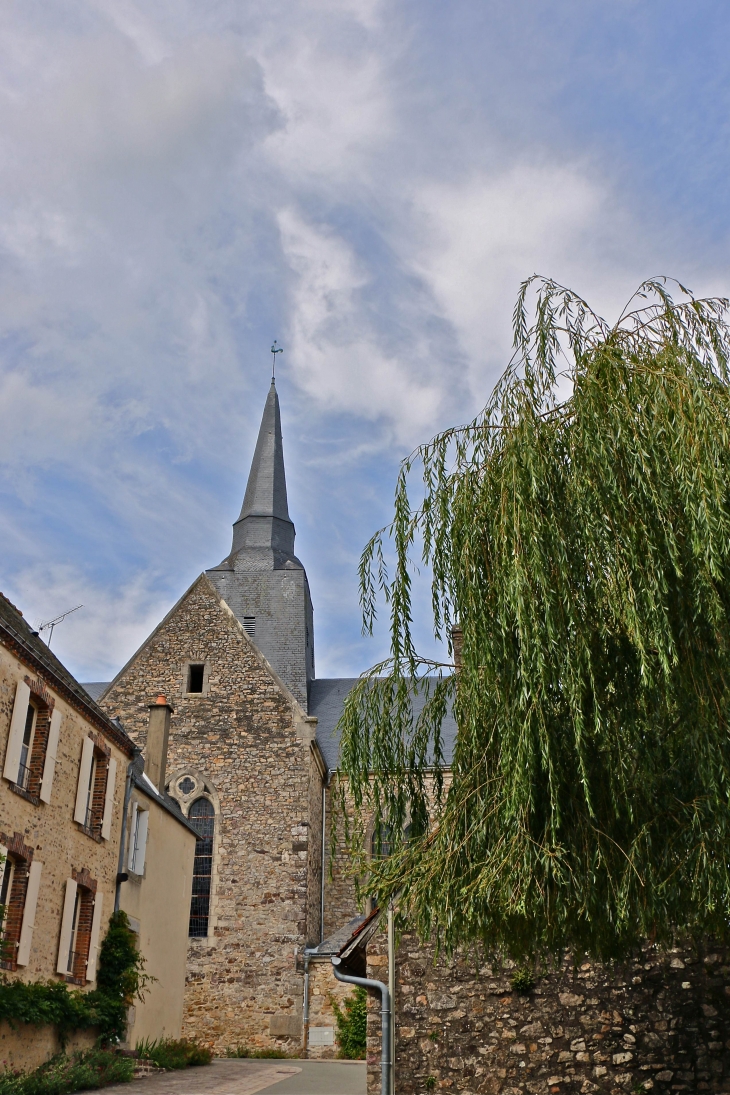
[330,987,367,1060]
[510,968,535,994]
[338,276,730,962]
[0,911,150,1045]
[0,1049,133,1095]
[134,1039,212,1069]
[424,1076,437,1091]
[224,1046,291,1059]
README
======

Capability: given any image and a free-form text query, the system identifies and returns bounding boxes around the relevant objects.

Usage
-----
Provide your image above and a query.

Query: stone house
[117,697,198,1047]
[0,590,135,1068]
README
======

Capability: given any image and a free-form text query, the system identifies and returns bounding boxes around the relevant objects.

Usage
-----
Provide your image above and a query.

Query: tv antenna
[38,604,83,648]
[270,341,283,379]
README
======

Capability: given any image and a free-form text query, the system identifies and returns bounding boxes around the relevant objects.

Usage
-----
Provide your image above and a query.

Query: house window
[187,664,205,694]
[74,737,117,841]
[3,679,61,803]
[0,837,43,970]
[57,875,104,983]
[188,798,215,938]
[242,617,256,638]
[128,804,149,875]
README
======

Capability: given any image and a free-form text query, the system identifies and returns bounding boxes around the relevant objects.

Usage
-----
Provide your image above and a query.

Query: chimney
[146,694,173,794]
[451,625,463,670]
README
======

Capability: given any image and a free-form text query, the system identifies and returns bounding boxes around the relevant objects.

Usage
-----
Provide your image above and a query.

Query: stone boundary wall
[366,931,730,1094]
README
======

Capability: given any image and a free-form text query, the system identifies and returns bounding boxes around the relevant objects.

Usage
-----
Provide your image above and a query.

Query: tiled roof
[0,593,135,756]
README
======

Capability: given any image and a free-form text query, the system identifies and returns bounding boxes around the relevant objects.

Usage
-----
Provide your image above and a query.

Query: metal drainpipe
[387,902,395,1095]
[332,956,390,1095]
[114,754,137,912]
[320,780,328,942]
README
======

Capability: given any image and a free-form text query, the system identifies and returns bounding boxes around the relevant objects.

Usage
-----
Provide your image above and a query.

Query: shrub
[0,1049,133,1095]
[134,1039,212,1070]
[330,987,367,1060]
[510,967,535,994]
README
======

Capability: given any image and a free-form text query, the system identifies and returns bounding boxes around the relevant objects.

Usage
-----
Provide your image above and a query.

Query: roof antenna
[270,340,283,380]
[38,604,83,648]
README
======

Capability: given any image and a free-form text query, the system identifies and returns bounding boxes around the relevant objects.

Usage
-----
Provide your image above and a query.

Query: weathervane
[38,604,83,648]
[270,341,283,379]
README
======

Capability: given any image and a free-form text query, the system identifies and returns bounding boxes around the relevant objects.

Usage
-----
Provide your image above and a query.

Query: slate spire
[230,378,296,558]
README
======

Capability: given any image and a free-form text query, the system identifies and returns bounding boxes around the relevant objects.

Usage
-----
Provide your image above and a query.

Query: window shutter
[127,802,139,870]
[101,758,117,840]
[74,738,94,824]
[57,879,77,973]
[40,710,62,804]
[86,891,103,982]
[3,680,31,783]
[135,810,149,874]
[17,860,42,966]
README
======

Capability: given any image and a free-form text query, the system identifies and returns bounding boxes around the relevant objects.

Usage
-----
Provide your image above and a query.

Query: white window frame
[3,680,31,783]
[128,803,149,875]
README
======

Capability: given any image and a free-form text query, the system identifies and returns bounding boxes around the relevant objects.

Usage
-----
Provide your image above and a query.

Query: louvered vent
[243,617,256,638]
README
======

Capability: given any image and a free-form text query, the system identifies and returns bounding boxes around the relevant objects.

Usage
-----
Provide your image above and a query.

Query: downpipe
[332,956,390,1095]
[114,750,138,912]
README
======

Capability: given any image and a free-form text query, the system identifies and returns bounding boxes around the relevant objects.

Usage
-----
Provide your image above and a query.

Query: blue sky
[1,0,729,682]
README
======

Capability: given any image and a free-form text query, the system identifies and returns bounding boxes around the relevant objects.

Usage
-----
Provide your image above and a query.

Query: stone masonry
[366,929,730,1094]
[101,573,325,1054]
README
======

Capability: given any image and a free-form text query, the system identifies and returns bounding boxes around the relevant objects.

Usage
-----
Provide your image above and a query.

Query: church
[84,378,366,1053]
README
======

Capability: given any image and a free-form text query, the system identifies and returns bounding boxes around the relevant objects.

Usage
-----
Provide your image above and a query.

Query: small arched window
[188,798,215,938]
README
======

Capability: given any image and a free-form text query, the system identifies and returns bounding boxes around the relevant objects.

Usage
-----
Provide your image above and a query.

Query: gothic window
[188,798,215,937]
[178,776,195,796]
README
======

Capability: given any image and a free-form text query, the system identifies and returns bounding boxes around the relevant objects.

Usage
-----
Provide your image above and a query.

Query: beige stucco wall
[119,784,196,1047]
[0,642,128,984]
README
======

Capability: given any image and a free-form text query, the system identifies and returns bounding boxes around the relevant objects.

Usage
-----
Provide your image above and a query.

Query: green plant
[0,1049,133,1095]
[134,1038,212,1069]
[0,911,151,1047]
[330,987,367,1060]
[224,1046,291,1059]
[339,275,730,962]
[510,968,535,994]
[424,1077,437,1091]
[428,1030,439,1042]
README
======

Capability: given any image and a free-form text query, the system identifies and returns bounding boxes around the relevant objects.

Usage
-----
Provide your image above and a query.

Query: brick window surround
[13,678,54,804]
[67,868,97,984]
[0,832,34,972]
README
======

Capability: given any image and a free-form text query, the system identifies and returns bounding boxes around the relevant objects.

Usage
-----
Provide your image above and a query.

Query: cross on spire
[270,341,283,380]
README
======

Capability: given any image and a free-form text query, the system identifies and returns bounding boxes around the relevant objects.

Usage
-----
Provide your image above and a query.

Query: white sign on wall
[309,1027,335,1046]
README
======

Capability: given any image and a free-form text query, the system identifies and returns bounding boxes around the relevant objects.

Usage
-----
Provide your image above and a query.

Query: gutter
[332,956,390,1095]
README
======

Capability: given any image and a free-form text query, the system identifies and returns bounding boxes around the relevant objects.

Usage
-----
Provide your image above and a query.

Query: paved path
[103,1059,366,1095]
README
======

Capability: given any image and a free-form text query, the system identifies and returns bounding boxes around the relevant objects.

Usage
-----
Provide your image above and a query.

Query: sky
[1,0,729,682]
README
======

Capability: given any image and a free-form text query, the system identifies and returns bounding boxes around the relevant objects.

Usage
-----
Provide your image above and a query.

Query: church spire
[229,379,296,559]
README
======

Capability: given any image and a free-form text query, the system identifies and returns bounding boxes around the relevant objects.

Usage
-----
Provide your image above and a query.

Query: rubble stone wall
[367,930,730,1095]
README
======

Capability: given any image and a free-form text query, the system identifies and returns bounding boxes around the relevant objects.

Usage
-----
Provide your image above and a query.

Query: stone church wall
[102,576,323,1053]
[366,930,730,1095]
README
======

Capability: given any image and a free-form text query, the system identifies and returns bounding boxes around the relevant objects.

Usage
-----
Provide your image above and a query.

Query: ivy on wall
[0,911,150,1044]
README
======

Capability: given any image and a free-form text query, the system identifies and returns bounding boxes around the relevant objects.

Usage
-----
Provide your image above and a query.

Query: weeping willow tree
[337,276,730,961]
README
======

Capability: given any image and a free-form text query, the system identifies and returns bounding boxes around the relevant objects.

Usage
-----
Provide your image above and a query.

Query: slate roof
[308,907,381,958]
[308,677,459,775]
[82,674,459,775]
[0,593,135,756]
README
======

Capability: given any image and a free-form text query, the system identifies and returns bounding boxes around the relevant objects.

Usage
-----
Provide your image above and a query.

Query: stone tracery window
[188,798,215,938]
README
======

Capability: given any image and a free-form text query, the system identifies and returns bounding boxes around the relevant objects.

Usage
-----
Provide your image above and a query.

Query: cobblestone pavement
[103,1060,366,1095]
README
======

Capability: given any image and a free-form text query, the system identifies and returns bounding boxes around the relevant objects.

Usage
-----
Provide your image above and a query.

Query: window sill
[76,823,103,844]
[9,783,39,806]
[64,974,85,986]
[0,959,17,972]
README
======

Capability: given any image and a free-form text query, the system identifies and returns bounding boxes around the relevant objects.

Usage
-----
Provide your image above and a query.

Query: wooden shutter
[3,680,30,783]
[17,860,42,966]
[135,810,149,874]
[57,879,77,973]
[86,892,103,982]
[74,737,94,824]
[101,758,117,840]
[127,802,139,870]
[40,710,62,804]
